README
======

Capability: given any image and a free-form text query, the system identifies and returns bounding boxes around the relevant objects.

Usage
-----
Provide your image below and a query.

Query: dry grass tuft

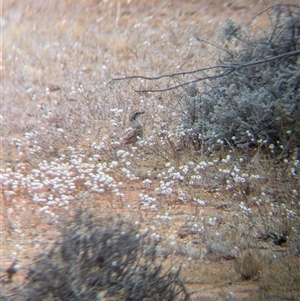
[235,249,262,281]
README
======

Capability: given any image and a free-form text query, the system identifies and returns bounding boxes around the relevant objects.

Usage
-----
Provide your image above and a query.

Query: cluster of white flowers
[2,118,299,255]
[191,223,204,234]
[189,175,202,186]
[121,167,135,180]
[110,108,124,116]
[239,202,252,215]
[179,165,189,175]
[116,149,131,159]
[139,193,157,211]
[207,217,218,226]
[156,212,172,221]
[142,178,152,188]
[155,180,174,196]
[177,188,187,202]
[217,160,263,191]
[1,146,135,218]
[193,198,206,206]
[222,155,231,163]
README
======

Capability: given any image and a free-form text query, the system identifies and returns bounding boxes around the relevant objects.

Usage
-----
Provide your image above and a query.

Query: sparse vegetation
[1,1,300,300]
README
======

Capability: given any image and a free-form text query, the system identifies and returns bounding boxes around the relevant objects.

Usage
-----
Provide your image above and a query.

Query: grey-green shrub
[16,210,189,301]
[177,5,300,155]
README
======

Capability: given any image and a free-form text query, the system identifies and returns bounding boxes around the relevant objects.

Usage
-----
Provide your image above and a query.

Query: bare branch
[113,65,233,82]
[234,50,300,69]
[253,4,300,19]
[115,50,300,93]
[135,68,235,93]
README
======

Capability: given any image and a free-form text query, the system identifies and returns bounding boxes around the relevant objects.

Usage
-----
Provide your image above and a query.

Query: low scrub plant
[13,211,189,301]
[176,5,300,156]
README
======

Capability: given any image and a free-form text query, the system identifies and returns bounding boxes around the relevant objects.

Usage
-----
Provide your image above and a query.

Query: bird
[5,259,19,282]
[123,110,145,145]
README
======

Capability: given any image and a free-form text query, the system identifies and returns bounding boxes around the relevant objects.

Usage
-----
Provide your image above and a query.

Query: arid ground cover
[1,0,300,300]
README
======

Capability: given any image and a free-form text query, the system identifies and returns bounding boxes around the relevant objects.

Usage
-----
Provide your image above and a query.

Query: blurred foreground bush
[15,211,189,301]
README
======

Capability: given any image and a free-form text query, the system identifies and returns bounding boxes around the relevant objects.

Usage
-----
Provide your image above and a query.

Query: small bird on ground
[5,259,19,282]
[123,110,145,145]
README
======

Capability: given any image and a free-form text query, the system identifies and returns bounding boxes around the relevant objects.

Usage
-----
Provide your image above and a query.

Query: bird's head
[129,110,145,121]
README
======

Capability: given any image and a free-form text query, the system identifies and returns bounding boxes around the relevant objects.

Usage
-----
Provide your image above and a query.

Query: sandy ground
[1,0,300,300]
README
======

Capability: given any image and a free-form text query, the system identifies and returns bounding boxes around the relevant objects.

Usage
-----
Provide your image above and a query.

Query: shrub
[235,249,262,280]
[16,210,189,301]
[177,5,300,155]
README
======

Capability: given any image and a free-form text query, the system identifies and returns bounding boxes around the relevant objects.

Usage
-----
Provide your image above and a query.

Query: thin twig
[253,4,299,19]
[234,50,300,68]
[193,34,233,57]
[113,65,233,81]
